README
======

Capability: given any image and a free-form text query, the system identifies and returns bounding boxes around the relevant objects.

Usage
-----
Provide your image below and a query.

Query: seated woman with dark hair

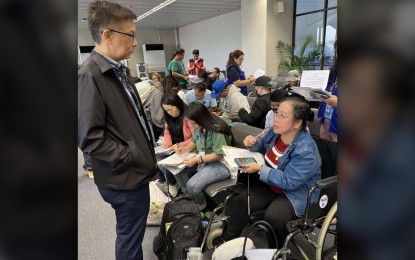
[174,102,234,210]
[222,97,321,244]
[155,93,195,197]
[161,75,186,101]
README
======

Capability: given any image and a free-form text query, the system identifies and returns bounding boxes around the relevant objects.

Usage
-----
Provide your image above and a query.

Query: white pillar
[241,0,294,78]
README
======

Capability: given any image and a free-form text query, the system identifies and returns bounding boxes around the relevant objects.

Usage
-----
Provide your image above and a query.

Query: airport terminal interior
[78,0,338,259]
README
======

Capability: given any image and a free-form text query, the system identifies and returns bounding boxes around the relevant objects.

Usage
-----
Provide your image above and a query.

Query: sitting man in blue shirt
[184,82,218,112]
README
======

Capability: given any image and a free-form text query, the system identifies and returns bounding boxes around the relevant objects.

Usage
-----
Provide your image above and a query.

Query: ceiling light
[135,0,176,22]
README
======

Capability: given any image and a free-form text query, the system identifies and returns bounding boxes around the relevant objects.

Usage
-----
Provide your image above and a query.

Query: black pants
[98,183,149,260]
[223,181,296,245]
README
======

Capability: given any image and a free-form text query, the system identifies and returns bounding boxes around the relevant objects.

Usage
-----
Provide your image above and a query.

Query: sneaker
[84,168,94,179]
[168,183,179,198]
[155,180,168,193]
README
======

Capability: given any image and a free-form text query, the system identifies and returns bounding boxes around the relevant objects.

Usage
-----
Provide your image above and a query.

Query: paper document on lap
[222,146,265,169]
[154,146,174,156]
[158,152,198,175]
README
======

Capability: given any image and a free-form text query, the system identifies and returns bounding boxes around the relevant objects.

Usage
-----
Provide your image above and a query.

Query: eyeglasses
[104,29,136,41]
[274,111,291,120]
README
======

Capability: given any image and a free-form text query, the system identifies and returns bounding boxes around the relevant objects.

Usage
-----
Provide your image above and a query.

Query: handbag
[231,220,278,260]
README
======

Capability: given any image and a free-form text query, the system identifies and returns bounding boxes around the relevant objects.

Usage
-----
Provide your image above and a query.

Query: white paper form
[154,146,174,156]
[157,152,198,175]
[222,146,265,169]
[291,70,331,101]
[253,69,266,79]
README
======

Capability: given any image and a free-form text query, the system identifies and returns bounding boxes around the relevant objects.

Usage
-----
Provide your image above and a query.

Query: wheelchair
[200,128,337,259]
[273,137,337,260]
[273,175,337,260]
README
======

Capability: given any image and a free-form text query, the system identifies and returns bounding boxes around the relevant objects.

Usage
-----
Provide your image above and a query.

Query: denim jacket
[250,128,321,216]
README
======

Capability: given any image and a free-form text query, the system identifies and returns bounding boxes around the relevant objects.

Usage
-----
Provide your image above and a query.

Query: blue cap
[211,80,227,99]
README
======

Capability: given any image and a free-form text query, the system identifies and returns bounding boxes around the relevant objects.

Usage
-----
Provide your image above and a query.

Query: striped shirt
[95,50,151,141]
[264,136,289,194]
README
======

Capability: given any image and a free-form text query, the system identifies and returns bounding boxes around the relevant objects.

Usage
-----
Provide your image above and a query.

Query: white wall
[78,27,176,76]
[178,10,242,72]
[240,0,294,78]
[241,0,267,76]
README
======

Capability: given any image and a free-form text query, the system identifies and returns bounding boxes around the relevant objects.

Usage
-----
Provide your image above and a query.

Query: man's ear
[101,29,112,45]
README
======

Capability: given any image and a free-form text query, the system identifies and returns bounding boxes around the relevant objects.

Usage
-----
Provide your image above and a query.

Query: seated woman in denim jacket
[175,101,234,211]
[222,97,321,244]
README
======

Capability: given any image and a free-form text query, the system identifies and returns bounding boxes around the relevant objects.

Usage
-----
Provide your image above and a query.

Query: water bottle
[201,220,208,231]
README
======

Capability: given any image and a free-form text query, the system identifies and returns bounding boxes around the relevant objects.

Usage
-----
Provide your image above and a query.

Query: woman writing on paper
[155,93,195,197]
[175,102,234,211]
[221,97,321,244]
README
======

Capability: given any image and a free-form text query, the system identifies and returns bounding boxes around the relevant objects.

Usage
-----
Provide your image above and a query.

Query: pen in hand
[254,130,266,138]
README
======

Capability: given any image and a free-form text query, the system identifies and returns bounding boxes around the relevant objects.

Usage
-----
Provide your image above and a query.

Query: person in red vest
[188,49,206,86]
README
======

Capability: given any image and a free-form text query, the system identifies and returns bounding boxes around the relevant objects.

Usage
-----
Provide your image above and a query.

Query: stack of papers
[291,70,331,101]
[222,146,265,169]
[154,146,174,156]
[157,152,198,175]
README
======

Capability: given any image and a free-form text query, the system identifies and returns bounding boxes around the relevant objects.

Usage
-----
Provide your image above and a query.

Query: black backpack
[153,195,203,260]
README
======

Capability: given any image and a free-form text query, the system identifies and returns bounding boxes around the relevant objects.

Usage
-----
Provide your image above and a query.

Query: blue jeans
[176,161,230,205]
[98,184,149,260]
[83,152,92,170]
[156,154,176,184]
[157,167,177,184]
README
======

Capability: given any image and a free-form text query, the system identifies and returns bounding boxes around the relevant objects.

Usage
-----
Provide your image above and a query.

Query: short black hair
[270,89,288,102]
[194,82,207,92]
[175,48,185,56]
[192,49,199,55]
[88,1,136,44]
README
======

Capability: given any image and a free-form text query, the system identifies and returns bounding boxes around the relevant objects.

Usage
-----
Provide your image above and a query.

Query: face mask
[256,87,262,96]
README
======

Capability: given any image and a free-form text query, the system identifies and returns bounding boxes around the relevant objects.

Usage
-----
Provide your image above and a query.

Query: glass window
[328,0,338,8]
[294,12,325,70]
[323,9,337,69]
[296,0,325,14]
[294,0,337,70]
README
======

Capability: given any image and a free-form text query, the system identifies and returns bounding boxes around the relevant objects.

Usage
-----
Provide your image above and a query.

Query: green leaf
[275,35,323,73]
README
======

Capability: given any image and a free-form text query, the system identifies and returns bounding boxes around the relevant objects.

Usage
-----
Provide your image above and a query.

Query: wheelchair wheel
[206,228,223,249]
[316,202,337,260]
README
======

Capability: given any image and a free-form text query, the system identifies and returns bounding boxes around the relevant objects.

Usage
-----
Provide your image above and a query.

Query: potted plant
[276,35,322,74]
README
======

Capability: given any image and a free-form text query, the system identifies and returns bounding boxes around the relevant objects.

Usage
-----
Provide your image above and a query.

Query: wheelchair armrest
[316,175,337,189]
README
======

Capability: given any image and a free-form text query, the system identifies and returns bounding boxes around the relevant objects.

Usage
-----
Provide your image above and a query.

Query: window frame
[293,0,337,70]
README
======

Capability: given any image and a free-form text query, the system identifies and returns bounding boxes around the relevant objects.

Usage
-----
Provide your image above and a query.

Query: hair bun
[306,109,314,122]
